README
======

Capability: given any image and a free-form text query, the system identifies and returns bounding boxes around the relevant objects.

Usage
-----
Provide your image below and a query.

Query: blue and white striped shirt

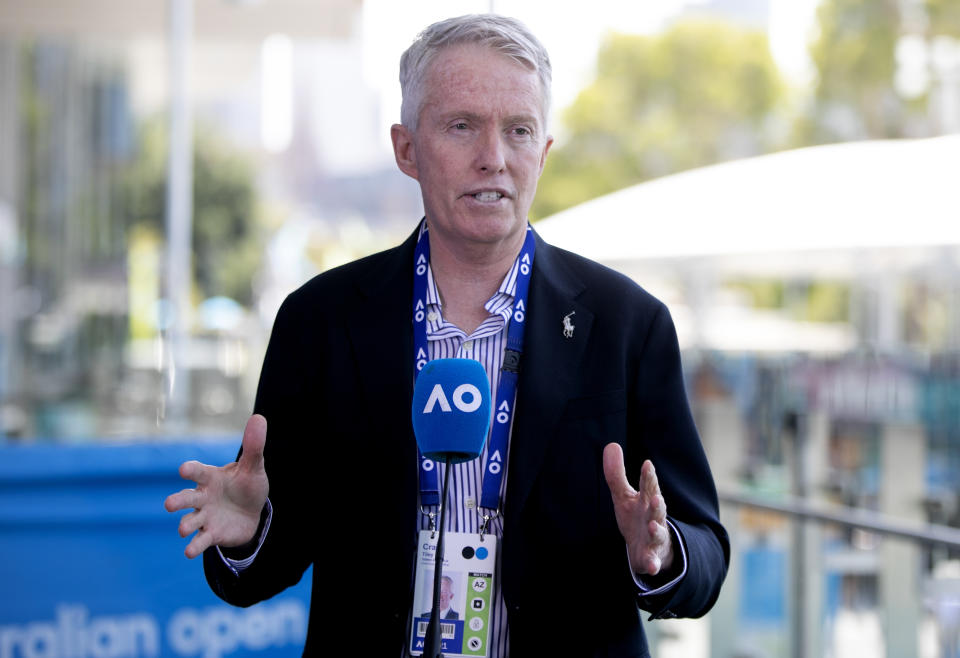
[416,254,522,658]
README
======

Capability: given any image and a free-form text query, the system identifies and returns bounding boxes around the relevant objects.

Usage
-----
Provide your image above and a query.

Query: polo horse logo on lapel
[562,311,576,339]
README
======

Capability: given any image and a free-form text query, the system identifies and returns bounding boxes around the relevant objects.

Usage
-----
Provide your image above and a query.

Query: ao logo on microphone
[423,383,482,414]
[412,359,492,463]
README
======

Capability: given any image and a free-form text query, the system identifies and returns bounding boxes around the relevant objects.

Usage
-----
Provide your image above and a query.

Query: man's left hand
[603,443,674,577]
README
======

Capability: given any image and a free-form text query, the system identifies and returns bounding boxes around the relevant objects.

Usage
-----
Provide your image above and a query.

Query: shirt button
[427,312,439,322]
[465,496,475,509]
[463,340,473,351]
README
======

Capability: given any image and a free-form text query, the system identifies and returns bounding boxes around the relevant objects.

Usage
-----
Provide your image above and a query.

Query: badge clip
[479,508,500,542]
[420,503,439,539]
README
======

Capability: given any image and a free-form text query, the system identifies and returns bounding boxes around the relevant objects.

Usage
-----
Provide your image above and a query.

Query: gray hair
[399,14,552,130]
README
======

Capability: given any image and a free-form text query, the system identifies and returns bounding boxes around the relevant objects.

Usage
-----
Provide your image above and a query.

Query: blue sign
[0,441,311,657]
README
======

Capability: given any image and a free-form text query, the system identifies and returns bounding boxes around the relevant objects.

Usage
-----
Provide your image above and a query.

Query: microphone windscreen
[412,358,491,463]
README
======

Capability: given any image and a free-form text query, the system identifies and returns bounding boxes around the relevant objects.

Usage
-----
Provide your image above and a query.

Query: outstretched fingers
[178,509,205,538]
[601,447,675,576]
[640,461,667,523]
[179,459,213,485]
[166,414,270,559]
[164,487,202,513]
[603,442,637,501]
[185,528,215,559]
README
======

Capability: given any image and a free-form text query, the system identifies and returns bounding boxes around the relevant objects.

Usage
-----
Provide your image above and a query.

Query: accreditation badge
[409,530,497,657]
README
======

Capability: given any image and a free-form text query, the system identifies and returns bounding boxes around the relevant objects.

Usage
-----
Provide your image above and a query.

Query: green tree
[925,0,960,36]
[805,0,902,141]
[532,20,785,220]
[798,0,960,144]
[121,120,262,306]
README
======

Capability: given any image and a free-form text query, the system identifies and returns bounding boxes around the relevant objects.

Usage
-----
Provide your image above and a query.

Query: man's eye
[512,127,531,136]
[453,122,468,130]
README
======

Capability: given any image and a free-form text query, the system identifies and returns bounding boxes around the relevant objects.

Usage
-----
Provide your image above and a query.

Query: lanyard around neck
[412,221,536,512]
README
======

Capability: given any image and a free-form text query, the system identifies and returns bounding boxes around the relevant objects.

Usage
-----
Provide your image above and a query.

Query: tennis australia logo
[423,384,482,414]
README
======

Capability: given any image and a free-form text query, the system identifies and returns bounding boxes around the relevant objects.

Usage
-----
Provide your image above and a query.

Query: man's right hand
[164,414,270,559]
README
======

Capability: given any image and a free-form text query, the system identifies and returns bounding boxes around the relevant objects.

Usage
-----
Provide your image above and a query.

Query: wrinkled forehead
[421,43,548,123]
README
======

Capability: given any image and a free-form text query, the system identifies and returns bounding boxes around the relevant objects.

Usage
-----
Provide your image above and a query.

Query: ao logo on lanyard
[411,221,535,511]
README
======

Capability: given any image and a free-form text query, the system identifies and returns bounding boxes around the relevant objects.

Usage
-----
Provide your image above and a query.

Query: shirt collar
[423,246,522,339]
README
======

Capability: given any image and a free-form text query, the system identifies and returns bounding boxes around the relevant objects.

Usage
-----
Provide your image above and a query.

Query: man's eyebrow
[503,113,540,126]
[437,111,541,126]
[437,111,483,122]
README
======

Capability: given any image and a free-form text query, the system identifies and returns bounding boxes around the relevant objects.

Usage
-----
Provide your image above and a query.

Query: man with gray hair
[166,14,728,657]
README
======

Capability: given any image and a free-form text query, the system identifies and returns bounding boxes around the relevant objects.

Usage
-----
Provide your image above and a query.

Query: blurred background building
[1,0,959,656]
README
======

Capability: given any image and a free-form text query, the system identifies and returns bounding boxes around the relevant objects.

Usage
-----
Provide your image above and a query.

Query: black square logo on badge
[472,598,485,611]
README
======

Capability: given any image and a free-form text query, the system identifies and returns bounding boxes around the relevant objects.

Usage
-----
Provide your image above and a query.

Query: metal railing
[714,489,960,658]
[720,490,960,549]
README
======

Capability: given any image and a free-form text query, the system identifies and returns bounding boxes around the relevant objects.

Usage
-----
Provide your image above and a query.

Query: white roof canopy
[536,136,960,272]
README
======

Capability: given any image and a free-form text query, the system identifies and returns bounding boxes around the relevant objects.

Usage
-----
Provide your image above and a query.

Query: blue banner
[0,441,311,658]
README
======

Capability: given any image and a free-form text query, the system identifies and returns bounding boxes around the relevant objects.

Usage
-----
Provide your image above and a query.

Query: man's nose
[476,130,506,173]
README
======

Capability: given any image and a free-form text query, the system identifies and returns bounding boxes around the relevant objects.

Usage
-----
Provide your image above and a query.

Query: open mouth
[471,191,504,202]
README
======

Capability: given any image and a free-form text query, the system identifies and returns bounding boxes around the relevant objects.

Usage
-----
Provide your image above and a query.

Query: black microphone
[411,359,491,657]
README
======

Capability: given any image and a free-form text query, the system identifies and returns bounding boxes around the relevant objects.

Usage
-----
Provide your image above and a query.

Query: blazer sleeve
[629,302,730,619]
[203,291,318,606]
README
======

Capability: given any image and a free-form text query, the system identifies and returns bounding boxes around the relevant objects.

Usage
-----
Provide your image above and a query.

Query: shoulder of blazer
[278,225,420,314]
[531,229,667,324]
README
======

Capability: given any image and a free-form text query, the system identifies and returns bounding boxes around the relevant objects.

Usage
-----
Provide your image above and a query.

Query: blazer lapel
[505,233,595,526]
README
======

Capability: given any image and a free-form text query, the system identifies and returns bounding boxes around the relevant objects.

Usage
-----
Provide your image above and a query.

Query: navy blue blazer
[204,227,729,657]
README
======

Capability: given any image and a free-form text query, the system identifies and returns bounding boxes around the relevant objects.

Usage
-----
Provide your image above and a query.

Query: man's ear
[538,134,554,177]
[391,123,419,180]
